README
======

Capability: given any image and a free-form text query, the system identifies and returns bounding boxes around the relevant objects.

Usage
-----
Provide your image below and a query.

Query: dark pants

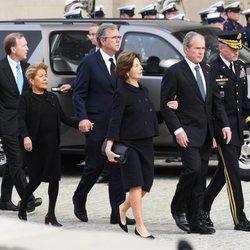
[0,135,34,202]
[171,140,210,225]
[73,138,125,217]
[203,144,245,225]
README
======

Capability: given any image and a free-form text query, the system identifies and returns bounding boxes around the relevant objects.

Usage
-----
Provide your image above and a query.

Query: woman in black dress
[17,63,78,226]
[105,52,159,239]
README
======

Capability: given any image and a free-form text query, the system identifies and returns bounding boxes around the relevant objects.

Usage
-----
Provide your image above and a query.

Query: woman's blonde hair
[25,62,48,85]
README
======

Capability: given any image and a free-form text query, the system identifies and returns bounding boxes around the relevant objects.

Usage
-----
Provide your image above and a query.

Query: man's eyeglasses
[103,36,122,40]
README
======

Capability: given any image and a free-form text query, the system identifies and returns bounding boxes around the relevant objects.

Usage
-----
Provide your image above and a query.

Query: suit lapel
[2,58,19,95]
[95,50,115,88]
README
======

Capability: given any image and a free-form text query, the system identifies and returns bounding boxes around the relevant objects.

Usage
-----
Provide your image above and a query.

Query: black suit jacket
[161,59,229,147]
[72,50,120,139]
[0,57,30,135]
[211,56,250,146]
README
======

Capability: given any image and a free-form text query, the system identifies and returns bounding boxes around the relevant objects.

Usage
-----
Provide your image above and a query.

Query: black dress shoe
[19,197,43,212]
[201,211,214,228]
[189,221,216,234]
[110,216,135,225]
[0,201,19,211]
[96,175,109,184]
[72,196,88,222]
[234,221,250,231]
[18,201,27,221]
[134,228,155,239]
[172,213,190,232]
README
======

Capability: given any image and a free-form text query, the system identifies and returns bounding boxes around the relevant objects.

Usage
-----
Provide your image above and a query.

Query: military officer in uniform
[242,9,250,48]
[202,31,250,232]
[118,5,135,19]
[208,1,226,19]
[160,2,179,20]
[207,12,225,30]
[223,2,244,32]
[138,4,158,19]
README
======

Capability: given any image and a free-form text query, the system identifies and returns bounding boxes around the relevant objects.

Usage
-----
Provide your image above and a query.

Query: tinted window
[121,32,182,75]
[49,31,93,74]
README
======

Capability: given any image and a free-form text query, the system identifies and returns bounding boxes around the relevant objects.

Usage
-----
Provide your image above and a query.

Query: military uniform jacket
[211,56,250,146]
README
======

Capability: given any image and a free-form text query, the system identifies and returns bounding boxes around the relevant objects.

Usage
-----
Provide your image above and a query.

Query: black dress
[18,91,78,183]
[107,82,159,192]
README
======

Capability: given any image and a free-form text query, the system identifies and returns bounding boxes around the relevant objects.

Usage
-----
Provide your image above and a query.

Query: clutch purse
[101,139,129,164]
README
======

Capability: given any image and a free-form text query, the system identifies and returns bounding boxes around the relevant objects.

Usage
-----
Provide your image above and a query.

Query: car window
[121,32,182,75]
[49,31,93,74]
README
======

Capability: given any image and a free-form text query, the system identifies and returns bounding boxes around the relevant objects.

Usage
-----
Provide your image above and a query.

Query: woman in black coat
[105,51,159,239]
[17,63,78,226]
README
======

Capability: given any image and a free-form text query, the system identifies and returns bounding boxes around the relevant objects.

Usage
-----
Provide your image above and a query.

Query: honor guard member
[208,1,226,19]
[118,5,135,19]
[199,8,216,24]
[223,2,243,31]
[160,2,179,20]
[138,4,158,19]
[202,31,250,232]
[207,12,225,30]
[242,9,250,48]
[94,5,105,18]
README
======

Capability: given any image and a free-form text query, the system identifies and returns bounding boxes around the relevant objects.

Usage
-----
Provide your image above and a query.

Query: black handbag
[101,139,129,164]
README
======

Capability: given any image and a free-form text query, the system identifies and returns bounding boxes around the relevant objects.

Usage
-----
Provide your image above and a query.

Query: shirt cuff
[174,127,184,136]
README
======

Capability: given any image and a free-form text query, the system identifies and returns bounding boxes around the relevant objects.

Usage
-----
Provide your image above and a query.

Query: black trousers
[203,144,245,225]
[171,140,211,225]
[0,135,34,202]
[73,138,125,217]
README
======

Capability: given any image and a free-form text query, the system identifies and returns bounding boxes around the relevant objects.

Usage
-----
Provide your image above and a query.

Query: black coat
[161,59,229,147]
[107,82,159,141]
[18,90,78,182]
[0,57,30,135]
[211,56,250,146]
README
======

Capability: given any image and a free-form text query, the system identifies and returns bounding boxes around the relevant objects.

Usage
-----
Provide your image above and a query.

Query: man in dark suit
[202,31,250,231]
[0,33,42,211]
[161,31,231,234]
[72,23,135,225]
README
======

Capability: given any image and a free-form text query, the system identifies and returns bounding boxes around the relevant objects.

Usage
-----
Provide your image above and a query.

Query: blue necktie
[16,64,23,94]
[194,65,206,100]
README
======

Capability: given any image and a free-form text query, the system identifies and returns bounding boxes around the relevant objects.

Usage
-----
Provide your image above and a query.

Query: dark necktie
[194,65,206,101]
[229,63,235,74]
[16,64,23,94]
[109,58,116,89]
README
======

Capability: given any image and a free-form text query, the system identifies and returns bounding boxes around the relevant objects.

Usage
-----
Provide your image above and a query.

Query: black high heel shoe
[18,201,27,221]
[45,215,63,227]
[118,206,128,233]
[134,228,155,239]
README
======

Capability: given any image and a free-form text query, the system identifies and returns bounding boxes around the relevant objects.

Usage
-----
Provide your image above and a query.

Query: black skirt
[121,138,154,192]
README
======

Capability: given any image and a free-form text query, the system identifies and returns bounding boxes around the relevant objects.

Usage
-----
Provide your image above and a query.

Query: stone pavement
[0,163,250,250]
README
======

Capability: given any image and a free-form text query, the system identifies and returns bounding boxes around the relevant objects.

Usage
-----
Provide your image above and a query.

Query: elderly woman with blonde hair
[17,62,78,226]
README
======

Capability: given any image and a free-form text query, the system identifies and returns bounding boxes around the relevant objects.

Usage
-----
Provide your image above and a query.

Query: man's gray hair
[183,31,205,48]
[96,23,118,48]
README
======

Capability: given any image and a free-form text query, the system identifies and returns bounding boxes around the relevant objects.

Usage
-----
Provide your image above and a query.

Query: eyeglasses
[104,36,122,40]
